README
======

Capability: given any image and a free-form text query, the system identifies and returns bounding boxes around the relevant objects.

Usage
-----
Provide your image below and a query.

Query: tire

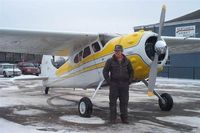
[3,72,7,77]
[159,93,173,111]
[78,97,93,118]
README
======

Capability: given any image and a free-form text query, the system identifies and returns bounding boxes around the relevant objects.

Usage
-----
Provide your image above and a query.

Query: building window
[5,52,13,62]
[166,56,170,66]
[0,52,6,62]
[13,53,21,63]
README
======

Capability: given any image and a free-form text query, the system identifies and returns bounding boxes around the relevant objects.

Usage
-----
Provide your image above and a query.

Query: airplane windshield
[99,34,115,47]
[51,56,67,69]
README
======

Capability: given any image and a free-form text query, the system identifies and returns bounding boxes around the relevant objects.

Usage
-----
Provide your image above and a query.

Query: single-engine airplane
[1,5,200,117]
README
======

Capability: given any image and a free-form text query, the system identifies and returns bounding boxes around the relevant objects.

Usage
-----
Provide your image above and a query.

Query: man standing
[103,45,133,124]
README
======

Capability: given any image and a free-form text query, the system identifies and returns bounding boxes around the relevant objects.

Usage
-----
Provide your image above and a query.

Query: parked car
[0,63,22,77]
[17,62,40,76]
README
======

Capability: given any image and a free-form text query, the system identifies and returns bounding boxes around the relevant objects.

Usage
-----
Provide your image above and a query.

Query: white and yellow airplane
[0,6,200,117]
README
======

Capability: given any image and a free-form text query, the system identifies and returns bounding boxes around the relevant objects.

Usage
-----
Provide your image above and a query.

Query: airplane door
[72,50,84,87]
[91,41,103,81]
[81,44,101,87]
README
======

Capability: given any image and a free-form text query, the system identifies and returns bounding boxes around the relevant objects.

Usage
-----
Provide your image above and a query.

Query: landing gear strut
[142,80,173,111]
[78,80,104,117]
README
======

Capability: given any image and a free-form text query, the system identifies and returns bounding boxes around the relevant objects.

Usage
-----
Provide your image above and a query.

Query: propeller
[147,5,167,96]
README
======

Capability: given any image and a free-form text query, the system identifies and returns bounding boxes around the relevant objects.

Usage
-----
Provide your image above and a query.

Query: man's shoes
[120,115,129,124]
[121,120,129,124]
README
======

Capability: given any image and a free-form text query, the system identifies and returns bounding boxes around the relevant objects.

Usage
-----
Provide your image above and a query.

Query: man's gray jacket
[103,54,134,84]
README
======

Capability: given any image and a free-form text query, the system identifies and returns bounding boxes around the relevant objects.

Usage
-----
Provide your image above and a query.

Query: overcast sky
[0,0,200,34]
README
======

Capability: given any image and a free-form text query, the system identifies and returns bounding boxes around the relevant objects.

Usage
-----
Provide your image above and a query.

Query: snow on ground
[132,121,177,133]
[172,96,200,103]
[60,115,105,124]
[13,108,47,116]
[0,77,200,132]
[0,85,19,91]
[155,89,200,94]
[0,118,66,133]
[184,109,200,113]
[157,77,200,85]
[50,98,75,106]
[12,75,40,80]
[156,116,200,132]
[134,77,200,88]
[0,95,49,107]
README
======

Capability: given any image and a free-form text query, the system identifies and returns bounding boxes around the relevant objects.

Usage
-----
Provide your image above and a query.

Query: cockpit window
[74,54,79,63]
[83,46,91,58]
[74,50,83,64]
[92,42,101,53]
[78,51,83,61]
[51,56,67,69]
[99,34,115,47]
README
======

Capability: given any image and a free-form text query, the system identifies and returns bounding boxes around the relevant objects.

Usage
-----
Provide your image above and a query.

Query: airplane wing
[0,29,98,56]
[162,36,200,54]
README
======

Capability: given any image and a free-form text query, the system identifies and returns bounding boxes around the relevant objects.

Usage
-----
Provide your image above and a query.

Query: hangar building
[134,9,200,79]
[0,52,42,64]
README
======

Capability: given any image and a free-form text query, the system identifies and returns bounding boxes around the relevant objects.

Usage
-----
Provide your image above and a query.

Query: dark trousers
[109,81,129,121]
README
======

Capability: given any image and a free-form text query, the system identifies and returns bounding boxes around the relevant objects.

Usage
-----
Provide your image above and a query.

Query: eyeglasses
[114,50,122,52]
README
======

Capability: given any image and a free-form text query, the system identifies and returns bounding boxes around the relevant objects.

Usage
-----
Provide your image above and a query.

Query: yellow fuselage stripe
[61,54,151,81]
[56,31,145,76]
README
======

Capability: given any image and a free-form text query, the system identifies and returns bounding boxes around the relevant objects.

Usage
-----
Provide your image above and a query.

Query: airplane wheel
[78,97,93,118]
[45,87,49,94]
[159,93,173,111]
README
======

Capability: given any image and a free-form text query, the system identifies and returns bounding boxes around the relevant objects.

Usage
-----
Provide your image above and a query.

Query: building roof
[134,9,200,30]
[166,9,200,23]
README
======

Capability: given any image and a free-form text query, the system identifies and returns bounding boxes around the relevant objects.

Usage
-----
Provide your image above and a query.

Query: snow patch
[173,96,200,103]
[155,89,200,94]
[60,115,105,124]
[26,84,40,88]
[157,77,200,85]
[13,75,39,79]
[1,86,19,90]
[50,98,75,106]
[0,118,57,133]
[156,116,200,128]
[0,97,48,107]
[184,109,200,113]
[156,83,197,88]
[13,108,46,116]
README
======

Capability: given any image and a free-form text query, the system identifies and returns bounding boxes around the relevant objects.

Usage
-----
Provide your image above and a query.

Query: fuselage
[41,30,168,88]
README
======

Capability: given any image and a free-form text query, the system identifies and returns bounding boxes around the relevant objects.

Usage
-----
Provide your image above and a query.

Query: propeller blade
[148,53,159,96]
[147,5,166,96]
[158,5,166,41]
